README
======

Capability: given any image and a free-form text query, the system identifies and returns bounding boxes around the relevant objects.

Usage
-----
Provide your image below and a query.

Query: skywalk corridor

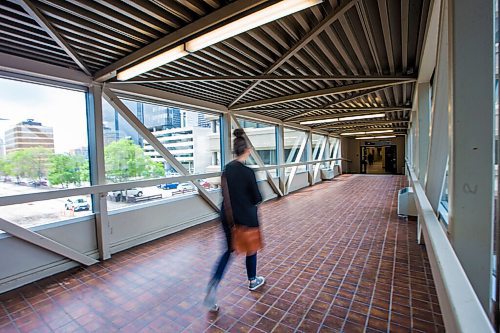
[0,175,443,333]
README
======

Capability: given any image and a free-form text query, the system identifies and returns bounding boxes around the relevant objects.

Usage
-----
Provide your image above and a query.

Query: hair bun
[233,128,245,138]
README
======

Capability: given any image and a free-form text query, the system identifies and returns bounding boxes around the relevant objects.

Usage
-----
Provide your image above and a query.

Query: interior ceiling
[0,0,431,135]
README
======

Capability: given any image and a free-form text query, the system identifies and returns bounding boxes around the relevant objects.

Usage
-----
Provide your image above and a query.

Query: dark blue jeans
[210,223,257,286]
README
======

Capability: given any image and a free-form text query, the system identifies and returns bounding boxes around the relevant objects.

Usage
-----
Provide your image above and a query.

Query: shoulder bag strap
[221,173,235,229]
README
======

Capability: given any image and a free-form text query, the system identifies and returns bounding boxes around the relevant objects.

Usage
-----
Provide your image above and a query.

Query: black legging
[210,222,257,284]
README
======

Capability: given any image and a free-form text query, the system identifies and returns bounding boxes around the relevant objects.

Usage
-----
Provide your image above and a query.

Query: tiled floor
[0,175,444,333]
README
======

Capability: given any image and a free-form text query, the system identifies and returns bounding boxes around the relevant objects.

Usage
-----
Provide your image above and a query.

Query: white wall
[0,217,98,293]
[288,172,310,193]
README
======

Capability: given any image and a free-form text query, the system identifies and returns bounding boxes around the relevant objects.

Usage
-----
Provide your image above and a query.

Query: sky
[0,78,88,153]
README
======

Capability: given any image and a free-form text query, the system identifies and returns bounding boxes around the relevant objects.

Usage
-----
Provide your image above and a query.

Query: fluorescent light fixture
[301,118,338,125]
[338,114,386,121]
[300,113,385,125]
[117,45,188,81]
[185,0,323,52]
[355,135,396,140]
[341,130,394,136]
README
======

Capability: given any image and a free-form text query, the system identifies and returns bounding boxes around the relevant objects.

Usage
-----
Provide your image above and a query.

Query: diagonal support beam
[230,115,283,197]
[313,136,327,182]
[0,218,98,266]
[228,0,357,107]
[95,1,267,82]
[232,80,413,111]
[286,133,309,194]
[15,0,91,76]
[102,88,220,212]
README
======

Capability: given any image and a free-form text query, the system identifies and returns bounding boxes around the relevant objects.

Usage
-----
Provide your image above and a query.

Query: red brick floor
[0,175,444,333]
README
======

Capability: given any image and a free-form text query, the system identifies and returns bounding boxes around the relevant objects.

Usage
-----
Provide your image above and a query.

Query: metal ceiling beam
[107,82,227,113]
[290,109,410,122]
[232,80,414,110]
[402,0,409,73]
[14,0,91,76]
[285,85,405,121]
[228,0,357,107]
[0,52,92,86]
[110,75,416,83]
[356,1,382,74]
[333,127,408,134]
[339,13,370,75]
[378,0,395,74]
[314,120,409,130]
[234,106,412,113]
[94,1,267,82]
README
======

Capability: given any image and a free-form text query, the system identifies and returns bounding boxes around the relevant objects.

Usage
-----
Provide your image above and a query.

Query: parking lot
[0,181,203,229]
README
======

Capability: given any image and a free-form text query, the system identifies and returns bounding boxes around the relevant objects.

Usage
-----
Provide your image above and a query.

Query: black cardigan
[221,160,262,228]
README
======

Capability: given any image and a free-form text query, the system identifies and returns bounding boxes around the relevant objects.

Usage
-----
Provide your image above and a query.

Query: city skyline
[0,78,213,156]
[0,78,88,154]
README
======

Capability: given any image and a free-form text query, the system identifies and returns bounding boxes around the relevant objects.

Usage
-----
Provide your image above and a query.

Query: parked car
[199,180,211,189]
[177,183,194,191]
[110,188,143,201]
[158,182,179,190]
[28,179,48,187]
[65,198,90,211]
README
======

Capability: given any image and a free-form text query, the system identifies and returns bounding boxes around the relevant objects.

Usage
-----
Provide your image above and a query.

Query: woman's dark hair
[233,128,248,156]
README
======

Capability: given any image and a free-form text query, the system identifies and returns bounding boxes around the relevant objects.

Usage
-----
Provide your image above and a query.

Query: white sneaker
[249,276,265,291]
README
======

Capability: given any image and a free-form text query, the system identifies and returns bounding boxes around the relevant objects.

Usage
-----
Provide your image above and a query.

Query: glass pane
[103,99,221,181]
[233,119,277,180]
[102,98,221,210]
[0,79,90,228]
[284,128,308,174]
[0,195,93,230]
[329,137,341,166]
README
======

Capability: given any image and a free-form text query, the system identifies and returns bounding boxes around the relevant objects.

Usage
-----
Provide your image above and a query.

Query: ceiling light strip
[300,113,386,125]
[341,129,394,136]
[117,0,323,81]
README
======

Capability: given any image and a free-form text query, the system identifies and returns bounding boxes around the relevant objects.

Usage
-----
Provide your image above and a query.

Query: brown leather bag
[222,174,263,255]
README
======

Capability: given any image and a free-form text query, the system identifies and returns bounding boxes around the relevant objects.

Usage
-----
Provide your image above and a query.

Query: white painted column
[86,84,111,260]
[418,83,431,183]
[448,0,495,312]
[425,1,450,211]
[411,110,419,172]
[277,124,286,194]
[221,113,232,167]
[307,131,313,185]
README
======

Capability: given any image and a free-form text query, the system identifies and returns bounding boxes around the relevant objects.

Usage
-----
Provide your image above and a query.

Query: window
[233,119,277,180]
[284,128,308,173]
[0,78,90,227]
[438,161,449,225]
[102,98,221,210]
[329,137,341,166]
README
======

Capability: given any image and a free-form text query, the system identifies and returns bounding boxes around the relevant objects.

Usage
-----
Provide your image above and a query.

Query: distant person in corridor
[368,152,374,166]
[204,128,265,312]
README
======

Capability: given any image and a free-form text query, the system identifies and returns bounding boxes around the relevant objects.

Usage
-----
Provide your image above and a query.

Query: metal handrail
[0,158,351,207]
[405,161,493,332]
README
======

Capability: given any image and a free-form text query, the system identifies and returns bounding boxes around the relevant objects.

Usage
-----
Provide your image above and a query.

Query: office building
[4,119,54,154]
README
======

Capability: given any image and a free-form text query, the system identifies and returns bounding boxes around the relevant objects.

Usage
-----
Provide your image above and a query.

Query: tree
[5,148,52,181]
[104,139,164,182]
[47,154,81,187]
[0,157,12,179]
[76,155,90,183]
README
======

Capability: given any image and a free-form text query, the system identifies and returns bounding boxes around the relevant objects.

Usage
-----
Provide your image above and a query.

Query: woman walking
[204,129,265,312]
